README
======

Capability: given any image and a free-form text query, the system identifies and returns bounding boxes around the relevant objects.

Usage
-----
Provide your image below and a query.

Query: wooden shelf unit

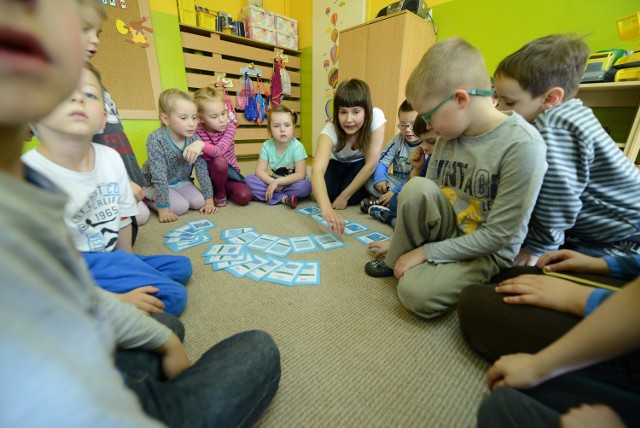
[339,11,436,143]
[179,24,302,158]
[576,81,640,162]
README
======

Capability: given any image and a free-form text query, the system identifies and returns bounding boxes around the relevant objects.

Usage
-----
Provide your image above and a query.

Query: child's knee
[170,199,190,215]
[211,156,228,171]
[230,184,252,205]
[169,255,192,284]
[163,286,188,316]
[397,277,453,319]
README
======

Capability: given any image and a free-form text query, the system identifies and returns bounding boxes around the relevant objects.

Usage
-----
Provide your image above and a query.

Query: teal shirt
[260,137,307,177]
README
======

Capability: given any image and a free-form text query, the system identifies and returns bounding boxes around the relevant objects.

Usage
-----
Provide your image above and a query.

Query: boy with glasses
[365,38,547,320]
[360,100,422,212]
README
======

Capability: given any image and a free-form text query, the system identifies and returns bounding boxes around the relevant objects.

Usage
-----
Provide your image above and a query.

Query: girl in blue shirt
[245,105,311,208]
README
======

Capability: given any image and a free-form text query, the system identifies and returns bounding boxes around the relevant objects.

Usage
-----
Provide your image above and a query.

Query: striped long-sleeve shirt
[142,127,213,208]
[525,99,640,256]
[195,122,241,173]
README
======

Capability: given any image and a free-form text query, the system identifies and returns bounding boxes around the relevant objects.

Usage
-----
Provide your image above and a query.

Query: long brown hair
[332,79,373,153]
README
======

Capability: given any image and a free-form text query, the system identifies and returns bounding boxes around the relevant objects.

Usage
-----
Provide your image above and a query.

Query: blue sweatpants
[82,250,191,316]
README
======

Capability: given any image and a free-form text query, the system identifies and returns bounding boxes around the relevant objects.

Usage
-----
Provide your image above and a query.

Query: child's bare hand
[486,353,545,390]
[159,211,179,223]
[409,145,426,169]
[117,286,164,314]
[496,274,592,316]
[156,334,192,380]
[378,191,393,206]
[183,139,204,164]
[266,180,279,201]
[374,181,389,194]
[200,202,217,215]
[537,250,608,275]
[514,248,539,266]
[130,182,145,202]
[368,240,390,258]
[560,404,626,428]
[394,247,427,278]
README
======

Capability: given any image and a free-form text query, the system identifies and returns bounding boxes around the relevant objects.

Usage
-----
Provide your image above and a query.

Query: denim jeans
[117,316,281,428]
[478,369,640,428]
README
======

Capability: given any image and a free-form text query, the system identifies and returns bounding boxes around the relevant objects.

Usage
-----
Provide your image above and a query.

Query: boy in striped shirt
[493,34,640,266]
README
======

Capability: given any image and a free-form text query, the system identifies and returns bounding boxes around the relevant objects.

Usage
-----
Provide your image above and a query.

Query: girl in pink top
[194,87,252,207]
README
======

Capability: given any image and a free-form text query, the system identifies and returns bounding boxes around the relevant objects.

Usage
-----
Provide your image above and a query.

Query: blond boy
[365,38,547,319]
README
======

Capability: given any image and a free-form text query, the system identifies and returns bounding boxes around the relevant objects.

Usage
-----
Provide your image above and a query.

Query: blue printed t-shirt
[260,137,308,177]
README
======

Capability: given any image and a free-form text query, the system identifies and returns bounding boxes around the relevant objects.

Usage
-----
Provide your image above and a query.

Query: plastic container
[178,8,197,26]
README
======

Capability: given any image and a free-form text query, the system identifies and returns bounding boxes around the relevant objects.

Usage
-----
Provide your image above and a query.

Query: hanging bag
[243,73,259,122]
[236,73,251,110]
[255,76,268,125]
[280,64,291,96]
[270,59,283,108]
[222,86,238,126]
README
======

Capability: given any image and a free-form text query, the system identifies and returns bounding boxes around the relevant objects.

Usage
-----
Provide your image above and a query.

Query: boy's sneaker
[214,198,227,207]
[360,197,379,214]
[365,259,394,278]
[368,205,393,225]
[283,195,298,209]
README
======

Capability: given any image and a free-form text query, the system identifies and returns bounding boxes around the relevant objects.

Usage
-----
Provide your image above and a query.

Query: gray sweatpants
[385,178,501,319]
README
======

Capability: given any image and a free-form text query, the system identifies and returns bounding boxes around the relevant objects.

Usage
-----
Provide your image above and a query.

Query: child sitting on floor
[193,86,252,207]
[81,0,149,227]
[245,104,311,208]
[24,65,192,316]
[364,37,547,321]
[360,99,422,212]
[492,34,640,266]
[367,115,436,227]
[142,88,217,223]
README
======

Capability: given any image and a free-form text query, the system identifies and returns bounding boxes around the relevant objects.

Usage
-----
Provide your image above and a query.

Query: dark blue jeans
[478,368,640,428]
[324,158,369,205]
[117,316,281,428]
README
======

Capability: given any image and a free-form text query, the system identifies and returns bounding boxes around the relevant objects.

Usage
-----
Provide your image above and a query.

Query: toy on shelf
[613,12,640,82]
[581,49,627,83]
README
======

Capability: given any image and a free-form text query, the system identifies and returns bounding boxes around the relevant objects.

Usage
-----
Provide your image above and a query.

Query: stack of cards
[202,242,320,286]
[163,219,216,252]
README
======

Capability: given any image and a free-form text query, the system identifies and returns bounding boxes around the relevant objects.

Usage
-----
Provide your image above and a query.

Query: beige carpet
[133,172,490,426]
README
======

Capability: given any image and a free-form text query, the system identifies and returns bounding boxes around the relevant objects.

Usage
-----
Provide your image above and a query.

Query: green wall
[431,0,638,74]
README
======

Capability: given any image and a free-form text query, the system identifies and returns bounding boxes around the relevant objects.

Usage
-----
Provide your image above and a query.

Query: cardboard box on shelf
[276,32,298,50]
[238,5,275,29]
[274,14,297,38]
[247,24,276,45]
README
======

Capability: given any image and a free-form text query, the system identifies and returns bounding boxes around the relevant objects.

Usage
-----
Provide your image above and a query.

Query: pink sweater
[195,122,240,172]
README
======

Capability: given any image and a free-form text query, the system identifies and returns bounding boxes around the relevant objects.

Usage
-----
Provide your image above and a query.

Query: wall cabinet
[576,81,640,163]
[339,11,436,143]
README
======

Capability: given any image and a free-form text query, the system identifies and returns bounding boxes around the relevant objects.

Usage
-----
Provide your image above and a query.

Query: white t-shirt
[320,107,387,163]
[22,144,138,253]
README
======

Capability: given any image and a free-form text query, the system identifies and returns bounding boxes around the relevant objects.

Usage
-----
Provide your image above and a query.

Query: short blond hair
[406,37,491,102]
[193,86,226,112]
[77,0,107,20]
[158,88,194,120]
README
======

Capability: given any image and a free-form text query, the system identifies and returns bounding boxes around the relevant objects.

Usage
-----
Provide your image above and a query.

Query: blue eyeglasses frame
[419,89,494,128]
